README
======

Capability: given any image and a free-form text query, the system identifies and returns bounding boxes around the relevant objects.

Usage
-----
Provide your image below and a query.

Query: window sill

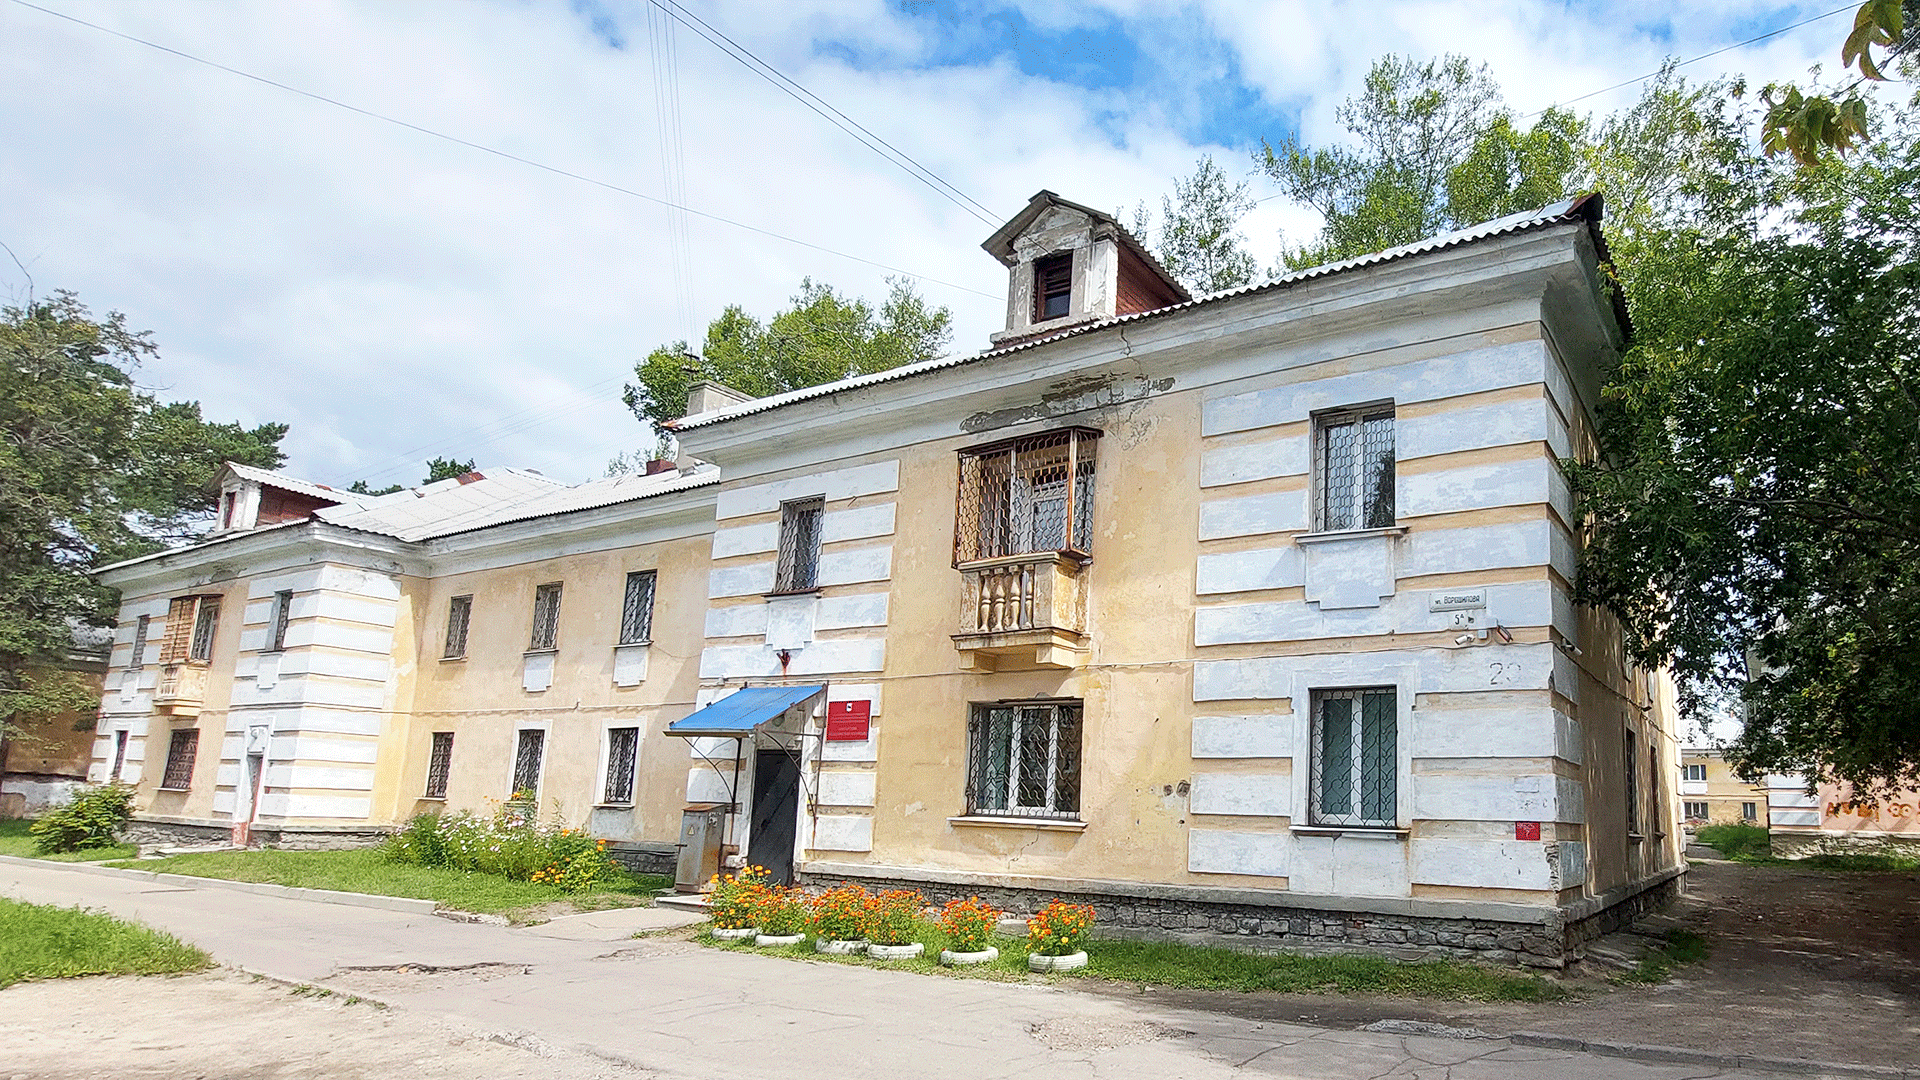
[1627,832,1645,843]
[1294,525,1408,546]
[1290,825,1407,839]
[439,655,466,663]
[614,641,651,649]
[948,815,1086,832]
[157,786,190,793]
[764,588,821,599]
[417,795,447,802]
[595,802,635,810]
[523,648,558,657]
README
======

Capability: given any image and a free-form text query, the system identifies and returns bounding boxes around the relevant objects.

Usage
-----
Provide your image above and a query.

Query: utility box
[675,802,729,893]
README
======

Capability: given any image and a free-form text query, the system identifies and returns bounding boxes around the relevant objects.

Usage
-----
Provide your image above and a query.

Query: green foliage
[381,806,618,894]
[0,898,208,987]
[1130,156,1257,294]
[707,865,771,930]
[623,277,952,431]
[752,886,809,936]
[1695,823,1773,861]
[29,784,132,854]
[1620,929,1709,984]
[0,818,134,861]
[347,479,403,495]
[423,456,475,484]
[1761,0,1916,165]
[859,888,925,946]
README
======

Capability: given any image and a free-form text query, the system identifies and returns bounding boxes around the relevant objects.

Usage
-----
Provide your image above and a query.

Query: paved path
[0,860,1866,1080]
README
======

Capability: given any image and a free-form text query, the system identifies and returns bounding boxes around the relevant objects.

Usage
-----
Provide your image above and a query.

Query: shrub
[381,802,618,893]
[754,885,809,937]
[30,784,133,854]
[861,889,925,946]
[1696,822,1772,861]
[708,866,770,930]
[1027,899,1096,956]
[938,896,1000,953]
[809,884,870,941]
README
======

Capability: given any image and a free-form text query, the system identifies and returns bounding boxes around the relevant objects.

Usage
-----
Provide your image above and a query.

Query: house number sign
[825,700,871,742]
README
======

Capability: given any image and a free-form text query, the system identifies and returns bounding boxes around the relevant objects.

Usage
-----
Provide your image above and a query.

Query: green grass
[1694,823,1773,861]
[0,819,137,862]
[700,919,1565,1003]
[0,897,209,987]
[1695,822,1920,871]
[106,847,671,921]
[1620,929,1709,984]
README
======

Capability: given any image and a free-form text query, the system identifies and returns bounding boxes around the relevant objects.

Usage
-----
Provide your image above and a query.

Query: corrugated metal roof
[223,461,374,508]
[672,196,1607,432]
[311,464,718,542]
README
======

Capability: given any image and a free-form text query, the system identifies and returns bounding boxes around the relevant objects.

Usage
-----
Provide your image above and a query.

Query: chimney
[644,458,676,476]
[683,380,753,418]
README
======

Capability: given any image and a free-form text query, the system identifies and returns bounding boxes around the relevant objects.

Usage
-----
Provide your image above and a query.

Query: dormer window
[1034,253,1073,322]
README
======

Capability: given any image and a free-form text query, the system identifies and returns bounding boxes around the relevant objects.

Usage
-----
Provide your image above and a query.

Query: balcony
[953,552,1088,671]
[153,662,209,716]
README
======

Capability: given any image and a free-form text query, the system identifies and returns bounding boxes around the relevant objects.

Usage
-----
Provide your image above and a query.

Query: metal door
[747,749,800,886]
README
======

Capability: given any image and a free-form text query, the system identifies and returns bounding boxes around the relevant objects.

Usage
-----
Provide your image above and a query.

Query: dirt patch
[0,970,651,1079]
[1081,860,1920,1070]
[1028,1016,1190,1052]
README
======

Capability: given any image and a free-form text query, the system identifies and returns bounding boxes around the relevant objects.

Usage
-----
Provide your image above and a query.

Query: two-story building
[90,191,1681,965]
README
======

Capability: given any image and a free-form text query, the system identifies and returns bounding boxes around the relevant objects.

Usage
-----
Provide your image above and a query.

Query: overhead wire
[345,375,631,486]
[648,2,698,344]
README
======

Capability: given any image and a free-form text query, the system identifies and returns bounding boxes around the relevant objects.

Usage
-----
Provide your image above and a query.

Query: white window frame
[1684,763,1706,782]
[1683,801,1710,820]
[964,700,1082,820]
[508,724,549,801]
[1311,404,1396,533]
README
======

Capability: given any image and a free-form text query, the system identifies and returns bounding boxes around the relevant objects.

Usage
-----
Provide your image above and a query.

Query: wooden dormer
[981,190,1190,347]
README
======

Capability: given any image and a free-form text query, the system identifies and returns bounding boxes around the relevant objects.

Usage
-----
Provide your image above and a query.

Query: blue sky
[0,0,1852,488]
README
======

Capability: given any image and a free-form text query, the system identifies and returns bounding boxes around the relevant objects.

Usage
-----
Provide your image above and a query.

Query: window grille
[1742,801,1758,820]
[619,571,657,645]
[130,615,150,669]
[425,732,454,798]
[188,597,222,662]
[1683,801,1709,819]
[267,590,293,652]
[603,727,639,804]
[964,701,1082,819]
[444,595,472,659]
[954,428,1098,563]
[1309,688,1397,827]
[1033,253,1073,322]
[511,728,545,799]
[1685,764,1706,782]
[1314,406,1395,531]
[160,729,198,790]
[529,583,562,651]
[1625,729,1639,833]
[774,498,824,593]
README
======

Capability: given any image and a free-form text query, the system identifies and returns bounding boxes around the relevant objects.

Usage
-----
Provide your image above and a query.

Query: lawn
[108,847,672,921]
[0,818,137,863]
[1695,823,1920,871]
[701,923,1564,1003]
[0,897,209,987]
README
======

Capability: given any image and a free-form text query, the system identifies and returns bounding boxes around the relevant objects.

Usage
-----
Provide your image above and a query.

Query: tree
[1761,0,1916,165]
[423,456,474,483]
[624,277,952,432]
[0,291,285,739]
[1130,156,1258,294]
[347,479,402,495]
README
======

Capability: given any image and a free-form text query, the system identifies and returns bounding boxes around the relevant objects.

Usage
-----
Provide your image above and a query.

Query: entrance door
[747,749,801,885]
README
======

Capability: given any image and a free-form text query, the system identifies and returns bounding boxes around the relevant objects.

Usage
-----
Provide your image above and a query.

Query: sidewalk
[0,858,1902,1080]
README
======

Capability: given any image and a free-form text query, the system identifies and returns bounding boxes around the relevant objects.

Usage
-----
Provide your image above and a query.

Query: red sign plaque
[826,700,871,742]
[1514,821,1542,841]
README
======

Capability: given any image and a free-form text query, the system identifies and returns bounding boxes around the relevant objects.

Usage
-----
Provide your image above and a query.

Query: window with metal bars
[267,590,292,652]
[1314,406,1395,531]
[603,727,639,804]
[424,732,454,798]
[1033,252,1073,322]
[444,595,472,659]
[619,571,657,645]
[1625,729,1640,834]
[954,429,1098,563]
[511,728,545,799]
[1309,688,1397,828]
[774,498,824,593]
[964,701,1082,819]
[159,729,198,790]
[188,596,221,662]
[130,615,151,669]
[528,583,562,651]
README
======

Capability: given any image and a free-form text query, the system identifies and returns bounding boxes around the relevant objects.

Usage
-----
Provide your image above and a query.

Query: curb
[0,854,438,915]
[1510,1032,1913,1078]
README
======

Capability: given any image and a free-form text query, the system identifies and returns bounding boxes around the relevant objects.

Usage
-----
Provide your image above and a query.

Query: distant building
[1,625,110,817]
[1677,747,1765,828]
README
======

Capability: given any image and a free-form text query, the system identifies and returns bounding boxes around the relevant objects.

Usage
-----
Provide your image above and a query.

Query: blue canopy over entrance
[663,685,826,738]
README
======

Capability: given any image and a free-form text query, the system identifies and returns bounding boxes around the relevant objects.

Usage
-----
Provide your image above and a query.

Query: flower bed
[382,801,619,894]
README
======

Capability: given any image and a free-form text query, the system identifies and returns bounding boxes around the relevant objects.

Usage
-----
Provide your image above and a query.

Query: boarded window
[1033,252,1072,321]
[619,571,657,645]
[954,429,1098,563]
[774,498,824,593]
[1314,406,1395,531]
[188,597,222,662]
[425,732,454,799]
[157,597,198,663]
[1310,688,1397,828]
[129,615,151,669]
[603,727,639,804]
[267,590,293,652]
[444,595,472,659]
[511,729,545,799]
[965,701,1082,820]
[160,729,198,790]
[529,584,562,651]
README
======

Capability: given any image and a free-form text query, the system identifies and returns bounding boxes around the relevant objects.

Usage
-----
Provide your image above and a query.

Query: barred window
[160,729,198,791]
[1625,729,1640,834]
[1683,801,1709,820]
[1033,252,1072,321]
[619,571,657,645]
[529,583,562,651]
[965,701,1082,820]
[425,732,454,798]
[444,595,472,659]
[954,429,1097,563]
[774,498,824,593]
[1310,688,1397,828]
[267,590,293,652]
[130,615,151,669]
[188,596,222,662]
[511,728,545,799]
[603,727,639,804]
[1314,406,1395,531]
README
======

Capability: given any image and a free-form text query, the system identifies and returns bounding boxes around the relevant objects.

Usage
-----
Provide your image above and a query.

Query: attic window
[1034,253,1072,322]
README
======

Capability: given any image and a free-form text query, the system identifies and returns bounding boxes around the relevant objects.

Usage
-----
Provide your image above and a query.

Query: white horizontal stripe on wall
[711,522,779,559]
[1408,705,1582,764]
[1409,838,1558,891]
[709,563,776,599]
[1397,397,1570,462]
[817,771,877,807]
[264,650,392,683]
[816,547,891,586]
[267,736,381,764]
[1398,520,1573,580]
[1192,715,1291,759]
[1400,456,1572,522]
[1188,829,1290,878]
[1198,491,1307,540]
[1195,581,1568,646]
[705,603,767,639]
[699,639,886,679]
[821,735,878,763]
[1194,642,1562,702]
[1190,773,1290,817]
[1202,341,1551,437]
[264,765,376,792]
[1287,833,1409,897]
[811,815,873,852]
[240,676,388,711]
[717,461,900,520]
[816,593,888,630]
[1770,809,1819,827]
[822,503,896,544]
[292,593,398,629]
[228,705,385,737]
[1411,773,1586,823]
[216,764,241,788]
[1196,546,1303,595]
[1200,435,1308,488]
[211,792,235,814]
[257,794,372,820]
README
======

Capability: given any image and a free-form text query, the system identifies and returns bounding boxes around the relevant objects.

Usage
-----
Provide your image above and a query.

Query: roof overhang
[665,685,826,738]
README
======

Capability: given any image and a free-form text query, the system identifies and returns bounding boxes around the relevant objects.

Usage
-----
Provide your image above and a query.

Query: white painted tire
[1028,951,1088,972]
[939,947,999,966]
[755,933,805,947]
[866,942,926,960]
[814,939,868,955]
[711,927,759,941]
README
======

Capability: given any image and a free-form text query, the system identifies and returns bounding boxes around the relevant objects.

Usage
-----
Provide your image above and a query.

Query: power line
[649,0,1000,226]
[8,0,1000,302]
